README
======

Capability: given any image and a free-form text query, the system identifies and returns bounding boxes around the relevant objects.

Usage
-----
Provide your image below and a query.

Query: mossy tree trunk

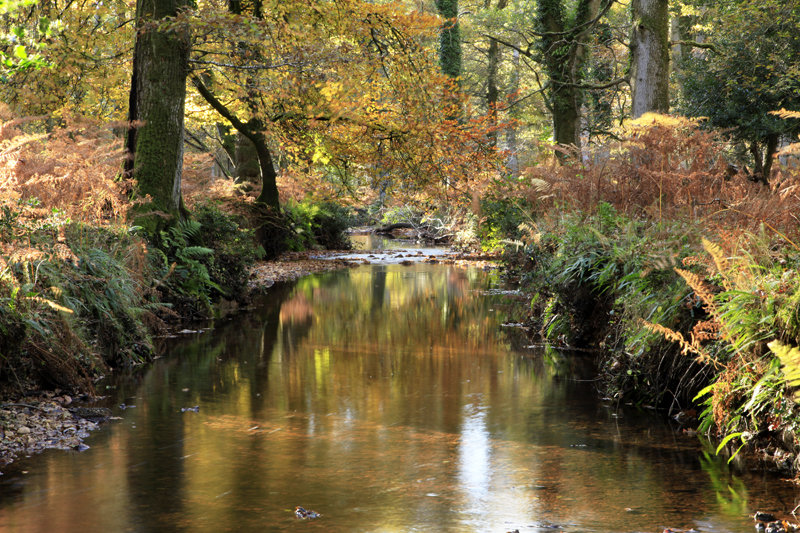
[537,0,609,160]
[630,0,670,118]
[125,0,191,235]
[436,0,462,82]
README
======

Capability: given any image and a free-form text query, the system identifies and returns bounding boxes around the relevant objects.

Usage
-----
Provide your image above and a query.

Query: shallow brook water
[0,254,798,532]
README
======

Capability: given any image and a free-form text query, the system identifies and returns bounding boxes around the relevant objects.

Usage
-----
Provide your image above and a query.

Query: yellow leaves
[311,145,330,166]
[770,108,800,120]
[769,340,800,401]
[318,81,342,102]
[770,109,800,158]
[622,113,702,133]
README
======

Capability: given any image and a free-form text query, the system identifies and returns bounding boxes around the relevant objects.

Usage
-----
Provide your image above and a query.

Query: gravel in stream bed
[0,393,110,471]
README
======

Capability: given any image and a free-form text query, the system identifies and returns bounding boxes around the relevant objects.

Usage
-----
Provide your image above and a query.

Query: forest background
[2,0,800,472]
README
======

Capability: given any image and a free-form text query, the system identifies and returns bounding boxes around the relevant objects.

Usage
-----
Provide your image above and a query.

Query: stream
[0,239,797,532]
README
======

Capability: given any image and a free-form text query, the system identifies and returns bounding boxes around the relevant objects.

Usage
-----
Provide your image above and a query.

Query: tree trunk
[126,0,190,235]
[436,0,462,81]
[251,125,281,211]
[506,47,520,175]
[485,0,508,148]
[552,85,582,151]
[749,135,779,185]
[486,36,500,147]
[538,0,607,160]
[630,0,670,118]
[670,16,682,68]
[234,132,261,185]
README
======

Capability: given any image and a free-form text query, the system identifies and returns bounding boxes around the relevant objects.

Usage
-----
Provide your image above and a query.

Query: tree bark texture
[630,0,670,118]
[126,0,190,234]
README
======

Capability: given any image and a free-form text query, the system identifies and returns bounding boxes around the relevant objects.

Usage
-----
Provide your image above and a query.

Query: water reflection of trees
[134,264,751,530]
[8,264,791,531]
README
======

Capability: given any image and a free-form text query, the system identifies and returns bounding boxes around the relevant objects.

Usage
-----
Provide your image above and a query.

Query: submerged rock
[68,406,112,422]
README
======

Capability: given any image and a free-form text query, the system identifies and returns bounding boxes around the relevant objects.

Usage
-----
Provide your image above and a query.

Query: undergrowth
[501,114,800,472]
[0,113,267,393]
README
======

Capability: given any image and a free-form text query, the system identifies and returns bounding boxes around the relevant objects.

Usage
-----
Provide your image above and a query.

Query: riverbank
[0,243,497,471]
[501,205,800,477]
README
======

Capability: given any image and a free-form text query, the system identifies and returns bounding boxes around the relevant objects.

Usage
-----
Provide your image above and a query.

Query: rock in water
[295,506,320,519]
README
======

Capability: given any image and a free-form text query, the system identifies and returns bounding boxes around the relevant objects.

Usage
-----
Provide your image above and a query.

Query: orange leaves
[185,0,507,208]
[0,109,132,225]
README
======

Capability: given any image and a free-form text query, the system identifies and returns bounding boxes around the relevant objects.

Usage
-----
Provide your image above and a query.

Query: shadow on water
[0,263,799,532]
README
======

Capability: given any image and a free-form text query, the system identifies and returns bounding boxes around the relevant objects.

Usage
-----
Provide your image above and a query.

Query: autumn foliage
[518,114,800,238]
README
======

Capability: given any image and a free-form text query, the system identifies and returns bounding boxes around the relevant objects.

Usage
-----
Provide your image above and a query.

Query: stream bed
[0,250,797,532]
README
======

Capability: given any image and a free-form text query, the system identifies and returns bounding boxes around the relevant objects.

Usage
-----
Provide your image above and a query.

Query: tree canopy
[0,0,797,225]
[678,0,800,183]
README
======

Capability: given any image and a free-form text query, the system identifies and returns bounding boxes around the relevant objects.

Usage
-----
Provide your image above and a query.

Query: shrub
[283,199,352,251]
[193,203,265,301]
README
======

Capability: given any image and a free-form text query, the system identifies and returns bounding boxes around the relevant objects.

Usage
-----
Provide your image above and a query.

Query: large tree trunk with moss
[436,0,462,82]
[537,0,607,160]
[125,0,190,235]
[630,0,670,118]
[552,86,582,150]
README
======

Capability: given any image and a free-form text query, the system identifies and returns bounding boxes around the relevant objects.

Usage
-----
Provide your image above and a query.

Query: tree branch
[528,0,615,38]
[671,40,718,53]
[191,75,256,141]
[482,34,533,58]
[188,59,300,71]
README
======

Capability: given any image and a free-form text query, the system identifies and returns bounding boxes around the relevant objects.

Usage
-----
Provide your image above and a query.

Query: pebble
[1,394,105,471]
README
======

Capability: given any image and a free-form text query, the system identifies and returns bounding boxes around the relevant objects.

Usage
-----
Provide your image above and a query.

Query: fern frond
[769,340,800,401]
[643,319,721,367]
[675,268,719,316]
[643,319,692,353]
[770,109,800,120]
[179,219,203,241]
[701,238,731,290]
[529,178,551,194]
[179,245,214,258]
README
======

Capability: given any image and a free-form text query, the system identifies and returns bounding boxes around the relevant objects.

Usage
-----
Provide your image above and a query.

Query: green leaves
[715,431,746,463]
